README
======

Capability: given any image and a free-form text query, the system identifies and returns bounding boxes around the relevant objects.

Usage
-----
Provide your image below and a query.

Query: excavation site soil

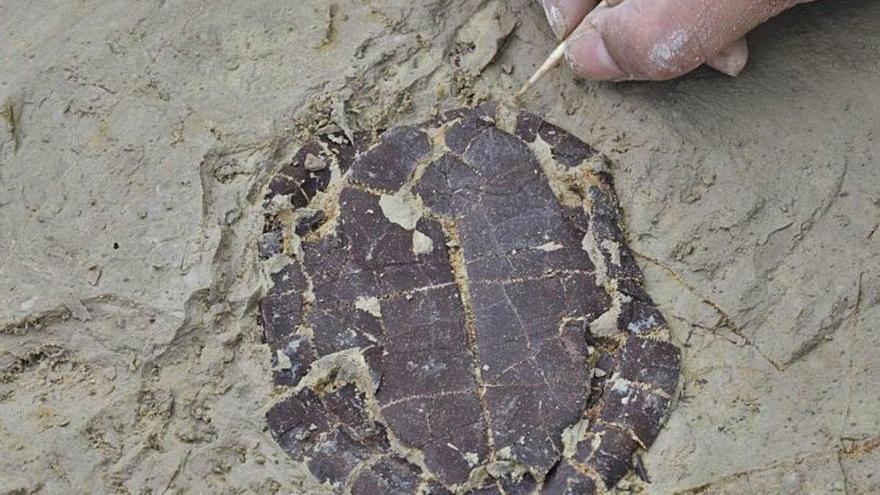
[1,0,878,493]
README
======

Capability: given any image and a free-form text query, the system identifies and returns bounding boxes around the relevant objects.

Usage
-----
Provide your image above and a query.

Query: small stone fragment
[304,153,326,171]
[412,230,434,255]
[378,192,422,230]
[86,265,102,286]
[354,296,382,318]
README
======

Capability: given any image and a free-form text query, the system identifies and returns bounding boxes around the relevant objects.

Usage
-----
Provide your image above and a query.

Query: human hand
[539,0,812,80]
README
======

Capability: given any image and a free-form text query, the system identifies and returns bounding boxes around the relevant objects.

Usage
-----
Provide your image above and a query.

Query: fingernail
[706,39,749,77]
[541,0,567,39]
[709,53,746,77]
[564,29,626,81]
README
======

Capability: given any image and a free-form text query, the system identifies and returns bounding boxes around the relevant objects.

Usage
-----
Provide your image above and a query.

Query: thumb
[564,0,798,81]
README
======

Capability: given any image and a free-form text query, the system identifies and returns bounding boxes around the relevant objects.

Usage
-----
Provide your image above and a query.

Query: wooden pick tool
[516,38,569,99]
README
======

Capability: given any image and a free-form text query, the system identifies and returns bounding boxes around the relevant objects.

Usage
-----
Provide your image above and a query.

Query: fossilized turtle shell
[259,104,680,494]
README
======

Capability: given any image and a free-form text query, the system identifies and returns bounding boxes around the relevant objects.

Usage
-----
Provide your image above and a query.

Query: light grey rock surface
[1,0,877,493]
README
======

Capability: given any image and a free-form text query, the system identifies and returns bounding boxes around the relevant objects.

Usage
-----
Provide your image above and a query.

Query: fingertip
[564,28,626,81]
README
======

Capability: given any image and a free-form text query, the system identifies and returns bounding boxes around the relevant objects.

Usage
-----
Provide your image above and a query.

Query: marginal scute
[618,336,680,396]
[260,105,681,493]
[573,425,639,488]
[514,112,597,168]
[618,297,666,336]
[261,264,307,352]
[542,462,599,495]
[598,382,671,447]
[351,456,426,495]
[273,334,316,386]
[266,133,366,207]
